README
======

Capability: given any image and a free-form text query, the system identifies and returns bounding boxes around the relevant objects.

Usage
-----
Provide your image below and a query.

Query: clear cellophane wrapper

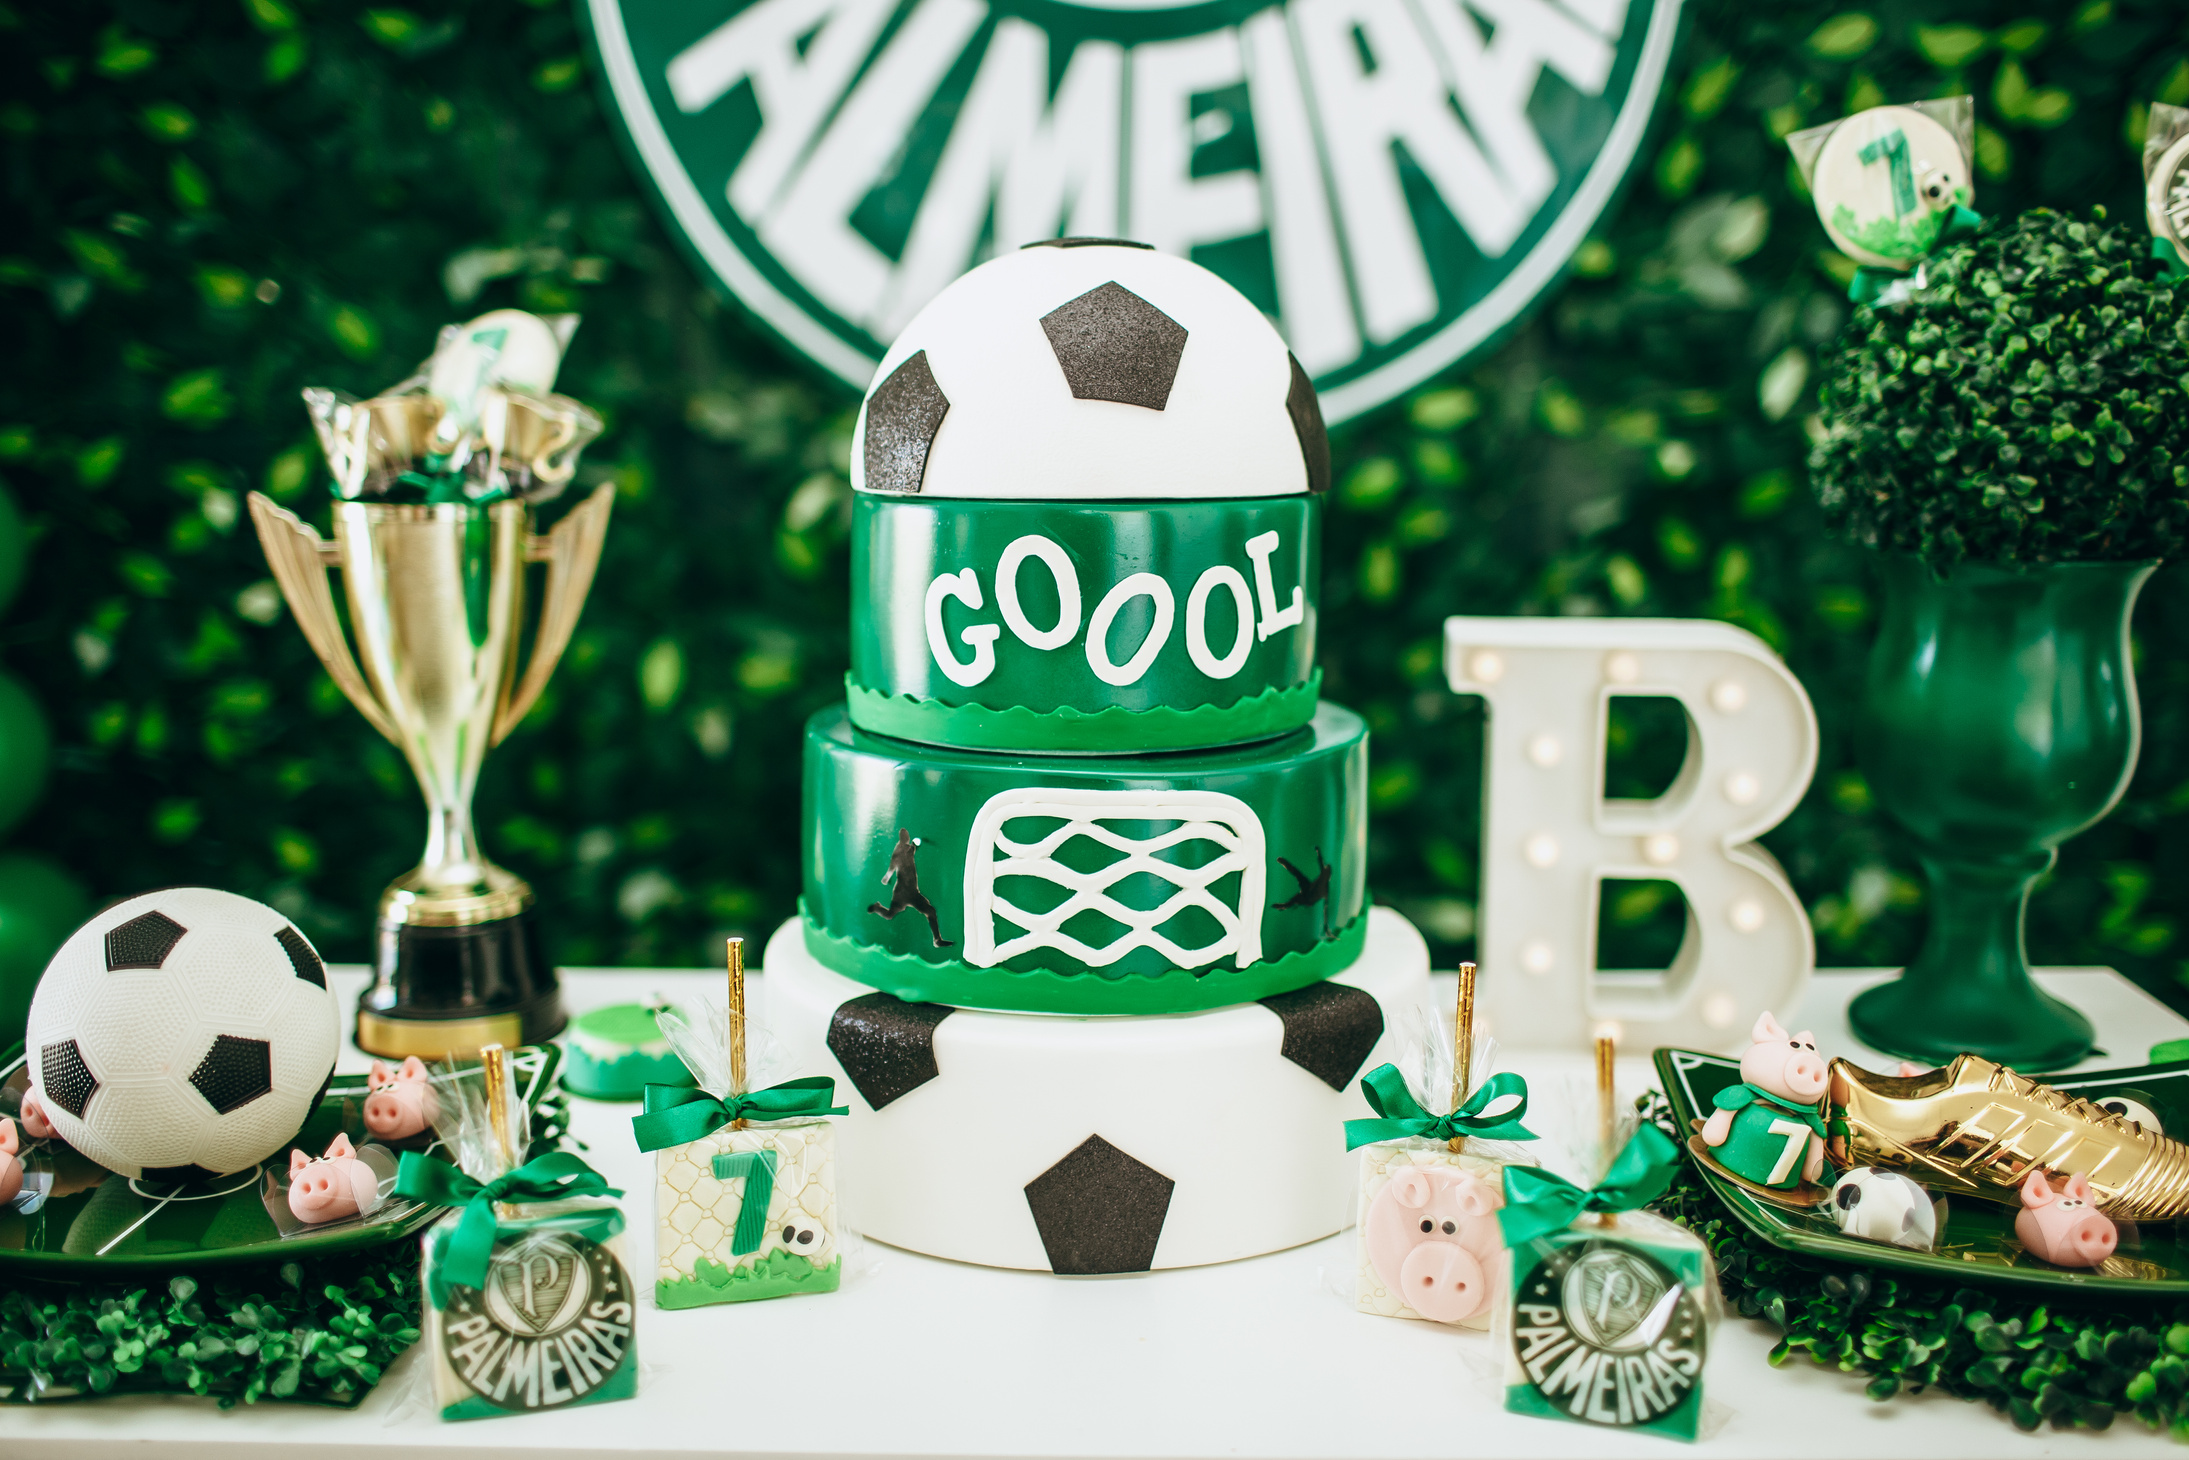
[419,1057,636,1419]
[648,1002,842,1308]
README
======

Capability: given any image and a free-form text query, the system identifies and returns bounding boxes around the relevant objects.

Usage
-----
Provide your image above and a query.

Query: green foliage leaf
[1807,12,1879,59]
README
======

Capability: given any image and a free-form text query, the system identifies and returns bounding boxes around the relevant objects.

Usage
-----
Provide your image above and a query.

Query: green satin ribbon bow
[1848,204,1983,304]
[1343,1064,1537,1151]
[393,1150,625,1303]
[1497,1123,1684,1248]
[630,1077,849,1153]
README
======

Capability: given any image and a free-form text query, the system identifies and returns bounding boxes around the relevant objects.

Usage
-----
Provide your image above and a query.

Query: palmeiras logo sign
[581,0,1678,422]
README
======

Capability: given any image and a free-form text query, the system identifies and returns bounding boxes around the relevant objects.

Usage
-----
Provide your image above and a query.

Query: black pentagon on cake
[41,1039,98,1118]
[105,909,186,971]
[1023,1134,1174,1275]
[1021,237,1155,251]
[275,923,326,988]
[189,1034,273,1114]
[1258,981,1384,1091]
[1285,352,1331,495]
[863,349,949,494]
[827,991,953,1110]
[1040,282,1187,411]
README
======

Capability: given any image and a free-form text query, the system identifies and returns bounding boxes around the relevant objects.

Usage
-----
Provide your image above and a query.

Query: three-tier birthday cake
[767,240,1434,1272]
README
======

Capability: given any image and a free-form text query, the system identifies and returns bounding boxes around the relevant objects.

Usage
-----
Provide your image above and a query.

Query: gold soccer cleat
[1830,1055,2189,1220]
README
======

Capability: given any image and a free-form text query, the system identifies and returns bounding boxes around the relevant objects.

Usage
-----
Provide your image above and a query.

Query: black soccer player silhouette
[868,828,952,947]
[1274,846,1333,939]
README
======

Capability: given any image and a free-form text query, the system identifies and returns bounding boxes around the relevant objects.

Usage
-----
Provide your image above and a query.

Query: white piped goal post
[1443,617,1818,1052]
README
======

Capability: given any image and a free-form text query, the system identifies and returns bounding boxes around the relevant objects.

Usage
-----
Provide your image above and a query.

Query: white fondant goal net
[961,788,1267,970]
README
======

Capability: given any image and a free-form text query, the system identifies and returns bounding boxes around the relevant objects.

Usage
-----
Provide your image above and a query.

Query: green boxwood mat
[1645,1095,2189,1439]
[0,1243,420,1408]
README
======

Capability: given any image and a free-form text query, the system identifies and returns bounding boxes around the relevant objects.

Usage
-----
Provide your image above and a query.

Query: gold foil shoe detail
[1829,1054,2189,1221]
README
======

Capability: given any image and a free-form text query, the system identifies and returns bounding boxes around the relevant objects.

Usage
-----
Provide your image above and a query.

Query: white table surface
[6,964,2185,1460]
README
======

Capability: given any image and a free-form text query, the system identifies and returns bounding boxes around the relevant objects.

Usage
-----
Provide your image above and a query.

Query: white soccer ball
[853,240,1328,501]
[25,888,341,1181]
[1830,1166,1938,1251]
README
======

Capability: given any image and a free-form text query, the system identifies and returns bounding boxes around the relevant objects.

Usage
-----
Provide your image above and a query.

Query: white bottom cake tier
[764,906,1433,1273]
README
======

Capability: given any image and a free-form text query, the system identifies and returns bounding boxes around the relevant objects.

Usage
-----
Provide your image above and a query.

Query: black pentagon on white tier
[40,1038,98,1118]
[188,1034,274,1114]
[1022,1134,1174,1275]
[1038,282,1188,412]
[105,910,187,971]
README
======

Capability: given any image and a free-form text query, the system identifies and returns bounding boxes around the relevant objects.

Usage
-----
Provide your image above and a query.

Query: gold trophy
[248,310,611,1059]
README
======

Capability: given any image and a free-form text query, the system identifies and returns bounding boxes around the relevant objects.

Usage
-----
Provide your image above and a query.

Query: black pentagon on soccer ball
[863,349,949,494]
[275,923,326,988]
[1258,982,1384,1091]
[1837,1183,1861,1209]
[1286,352,1331,494]
[41,1038,98,1118]
[827,991,953,1110]
[1023,1134,1174,1275]
[1040,282,1188,412]
[105,909,186,970]
[188,1034,273,1114]
[142,1164,219,1187]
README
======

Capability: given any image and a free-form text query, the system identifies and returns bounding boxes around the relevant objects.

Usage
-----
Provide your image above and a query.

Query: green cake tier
[848,493,1319,752]
[801,702,1368,1015]
[563,1002,694,1101]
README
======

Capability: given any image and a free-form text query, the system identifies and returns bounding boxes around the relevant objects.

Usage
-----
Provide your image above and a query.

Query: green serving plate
[1655,1046,2189,1298]
[0,1044,562,1278]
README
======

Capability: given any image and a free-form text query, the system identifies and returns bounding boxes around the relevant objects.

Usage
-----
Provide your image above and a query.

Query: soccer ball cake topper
[25,887,341,1181]
[854,241,1329,501]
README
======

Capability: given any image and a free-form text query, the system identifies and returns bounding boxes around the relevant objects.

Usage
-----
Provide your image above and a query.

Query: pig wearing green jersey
[1700,1012,1827,1189]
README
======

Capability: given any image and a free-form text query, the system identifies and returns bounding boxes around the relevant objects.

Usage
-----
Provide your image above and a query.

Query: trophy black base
[357,906,567,1060]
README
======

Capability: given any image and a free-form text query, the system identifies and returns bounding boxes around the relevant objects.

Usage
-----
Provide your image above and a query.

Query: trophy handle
[494,482,615,745]
[247,491,403,745]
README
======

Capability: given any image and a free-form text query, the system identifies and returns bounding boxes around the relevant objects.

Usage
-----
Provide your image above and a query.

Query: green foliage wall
[3,0,2188,1005]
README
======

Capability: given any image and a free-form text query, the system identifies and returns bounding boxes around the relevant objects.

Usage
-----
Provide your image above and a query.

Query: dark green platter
[1655,1046,2189,1298]
[0,1044,562,1278]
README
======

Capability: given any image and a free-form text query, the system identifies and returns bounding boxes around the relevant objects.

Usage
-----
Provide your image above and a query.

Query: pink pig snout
[1397,1239,1486,1323]
[287,1164,358,1223]
[2018,1207,2116,1266]
[1781,1051,1827,1099]
[362,1091,427,1139]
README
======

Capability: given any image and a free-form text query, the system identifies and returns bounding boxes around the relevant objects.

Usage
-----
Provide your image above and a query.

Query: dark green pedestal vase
[1851,556,2154,1071]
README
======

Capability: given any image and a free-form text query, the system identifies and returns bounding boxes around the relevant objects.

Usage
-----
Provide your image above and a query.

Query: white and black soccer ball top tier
[26,887,341,1181]
[854,239,1329,500]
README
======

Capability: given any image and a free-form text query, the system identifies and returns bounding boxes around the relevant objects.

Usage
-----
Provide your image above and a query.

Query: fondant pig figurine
[362,1056,437,1141]
[1700,1012,1827,1190]
[287,1133,385,1225]
[0,1118,20,1206]
[1363,1166,1504,1323]
[2016,1170,2117,1268]
[18,1091,58,1141]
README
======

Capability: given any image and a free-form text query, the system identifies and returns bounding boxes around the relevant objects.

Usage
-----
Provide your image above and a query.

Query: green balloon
[0,484,22,616]
[0,852,91,1053]
[0,670,48,837]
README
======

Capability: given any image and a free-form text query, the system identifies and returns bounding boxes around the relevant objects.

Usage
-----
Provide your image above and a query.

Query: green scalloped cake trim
[799,905,1370,1016]
[844,670,1322,752]
[656,1250,842,1309]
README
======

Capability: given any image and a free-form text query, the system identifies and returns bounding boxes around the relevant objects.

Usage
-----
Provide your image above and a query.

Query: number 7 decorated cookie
[1688,1011,1830,1206]
[630,937,850,1308]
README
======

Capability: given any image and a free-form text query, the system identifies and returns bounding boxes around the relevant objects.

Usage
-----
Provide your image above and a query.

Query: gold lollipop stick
[1595,1033,1617,1225]
[481,1042,519,1219]
[728,936,748,1129]
[1448,961,1477,1153]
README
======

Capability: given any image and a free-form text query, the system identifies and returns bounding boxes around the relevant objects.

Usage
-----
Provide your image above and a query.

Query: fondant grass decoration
[633,937,847,1307]
[1811,208,2189,568]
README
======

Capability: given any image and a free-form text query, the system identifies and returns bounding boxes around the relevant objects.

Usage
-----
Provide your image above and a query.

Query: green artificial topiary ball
[1810,208,2189,568]
[0,852,90,1052]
